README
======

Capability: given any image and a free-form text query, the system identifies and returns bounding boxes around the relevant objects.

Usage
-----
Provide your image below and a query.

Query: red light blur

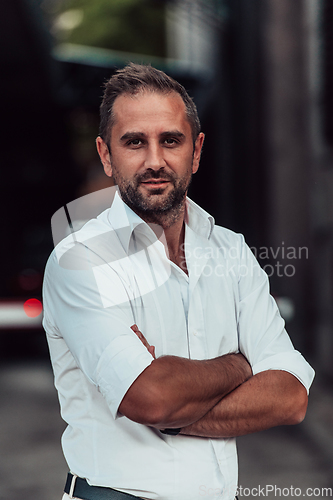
[23,298,43,318]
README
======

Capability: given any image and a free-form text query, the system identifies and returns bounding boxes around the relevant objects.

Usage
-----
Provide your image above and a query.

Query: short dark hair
[99,63,201,145]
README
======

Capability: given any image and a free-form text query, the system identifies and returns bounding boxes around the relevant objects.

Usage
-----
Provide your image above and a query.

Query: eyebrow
[120,132,146,142]
[161,131,186,140]
[120,130,186,142]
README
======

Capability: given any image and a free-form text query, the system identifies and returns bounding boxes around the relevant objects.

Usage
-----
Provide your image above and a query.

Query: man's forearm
[119,352,252,428]
[180,370,308,438]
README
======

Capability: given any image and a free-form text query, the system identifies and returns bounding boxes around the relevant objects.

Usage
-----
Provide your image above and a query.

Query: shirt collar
[107,189,148,252]
[107,188,215,252]
[185,197,215,240]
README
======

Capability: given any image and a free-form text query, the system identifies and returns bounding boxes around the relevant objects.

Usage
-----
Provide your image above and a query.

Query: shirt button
[193,330,198,336]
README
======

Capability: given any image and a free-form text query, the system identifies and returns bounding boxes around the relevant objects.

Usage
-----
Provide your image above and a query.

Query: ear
[192,133,205,174]
[96,137,112,177]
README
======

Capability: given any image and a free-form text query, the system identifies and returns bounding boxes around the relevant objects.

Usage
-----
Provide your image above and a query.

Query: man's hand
[131,324,156,359]
[119,325,252,429]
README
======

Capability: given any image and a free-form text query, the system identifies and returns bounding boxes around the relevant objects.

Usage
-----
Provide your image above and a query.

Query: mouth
[140,179,170,189]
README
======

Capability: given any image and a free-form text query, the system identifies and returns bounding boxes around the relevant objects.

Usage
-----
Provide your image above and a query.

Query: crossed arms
[118,326,308,438]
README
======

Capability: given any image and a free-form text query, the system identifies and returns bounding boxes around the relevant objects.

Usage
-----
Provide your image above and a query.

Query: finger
[148,345,156,359]
[131,324,150,349]
[131,324,145,342]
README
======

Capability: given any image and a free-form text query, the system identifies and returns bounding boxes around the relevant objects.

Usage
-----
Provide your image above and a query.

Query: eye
[127,138,143,147]
[163,137,179,146]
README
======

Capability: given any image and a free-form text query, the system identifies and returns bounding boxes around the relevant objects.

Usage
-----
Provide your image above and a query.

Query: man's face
[96,91,204,221]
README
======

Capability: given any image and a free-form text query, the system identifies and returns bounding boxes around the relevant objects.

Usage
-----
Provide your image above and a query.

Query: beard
[112,165,193,227]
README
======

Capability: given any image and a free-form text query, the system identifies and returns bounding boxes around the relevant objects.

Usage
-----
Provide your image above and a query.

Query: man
[43,63,314,500]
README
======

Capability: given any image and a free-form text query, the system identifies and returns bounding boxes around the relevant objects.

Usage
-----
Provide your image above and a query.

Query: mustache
[136,169,175,183]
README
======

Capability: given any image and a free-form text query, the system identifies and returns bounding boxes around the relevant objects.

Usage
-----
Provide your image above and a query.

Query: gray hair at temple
[98,63,201,147]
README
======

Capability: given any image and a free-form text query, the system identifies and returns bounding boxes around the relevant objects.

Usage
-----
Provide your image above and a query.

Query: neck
[147,205,188,274]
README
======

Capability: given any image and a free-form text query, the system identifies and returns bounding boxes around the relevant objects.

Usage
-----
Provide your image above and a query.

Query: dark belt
[64,473,142,500]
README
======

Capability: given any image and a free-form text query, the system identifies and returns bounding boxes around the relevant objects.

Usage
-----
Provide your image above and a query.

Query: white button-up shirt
[43,189,314,500]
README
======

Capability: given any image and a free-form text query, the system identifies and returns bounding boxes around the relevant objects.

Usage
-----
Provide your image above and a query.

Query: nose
[144,142,165,171]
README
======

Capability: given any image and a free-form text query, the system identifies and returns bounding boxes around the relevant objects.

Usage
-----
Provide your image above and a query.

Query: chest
[127,253,240,360]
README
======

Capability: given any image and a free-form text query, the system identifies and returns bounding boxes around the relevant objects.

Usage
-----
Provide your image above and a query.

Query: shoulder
[210,224,246,254]
[43,209,120,318]
[48,207,124,269]
[209,225,263,289]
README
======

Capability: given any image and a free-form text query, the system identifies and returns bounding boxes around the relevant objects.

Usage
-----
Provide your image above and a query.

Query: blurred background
[0,0,332,498]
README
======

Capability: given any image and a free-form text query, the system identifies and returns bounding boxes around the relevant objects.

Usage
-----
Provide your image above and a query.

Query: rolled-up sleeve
[236,236,315,393]
[95,335,155,419]
[43,245,154,418]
